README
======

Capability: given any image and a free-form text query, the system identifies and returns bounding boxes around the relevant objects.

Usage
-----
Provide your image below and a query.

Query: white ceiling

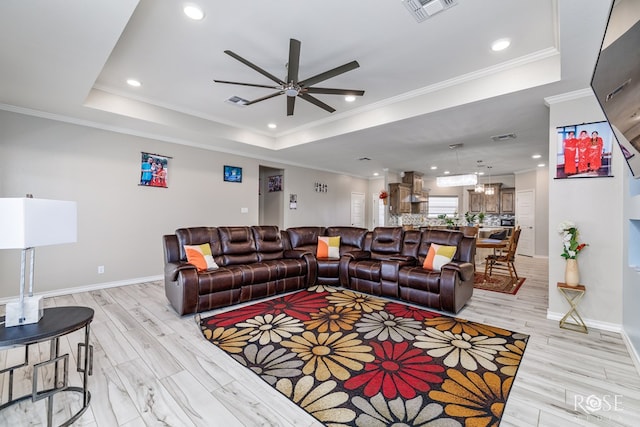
[0,0,613,179]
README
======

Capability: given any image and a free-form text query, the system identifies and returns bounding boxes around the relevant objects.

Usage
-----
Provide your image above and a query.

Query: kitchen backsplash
[388,213,514,227]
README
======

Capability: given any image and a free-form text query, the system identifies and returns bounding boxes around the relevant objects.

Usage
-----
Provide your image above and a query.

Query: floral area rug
[200,287,528,427]
[474,272,526,295]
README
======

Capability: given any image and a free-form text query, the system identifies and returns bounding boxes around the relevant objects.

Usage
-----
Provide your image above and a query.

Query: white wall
[547,94,624,327]
[0,111,368,298]
[623,164,640,361]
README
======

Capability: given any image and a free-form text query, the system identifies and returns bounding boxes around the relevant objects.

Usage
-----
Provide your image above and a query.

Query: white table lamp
[0,197,77,327]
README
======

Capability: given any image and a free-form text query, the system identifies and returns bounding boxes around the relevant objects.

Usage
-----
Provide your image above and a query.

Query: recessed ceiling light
[444,170,450,175]
[267,123,277,129]
[491,38,511,52]
[373,172,379,176]
[478,172,485,175]
[345,95,356,102]
[538,163,546,167]
[126,79,141,87]
[430,166,437,170]
[184,4,205,20]
[532,154,542,159]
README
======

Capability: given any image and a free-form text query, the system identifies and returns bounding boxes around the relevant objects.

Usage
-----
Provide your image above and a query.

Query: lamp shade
[0,198,77,249]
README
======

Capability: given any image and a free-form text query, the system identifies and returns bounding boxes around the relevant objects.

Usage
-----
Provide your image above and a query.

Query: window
[428,196,458,218]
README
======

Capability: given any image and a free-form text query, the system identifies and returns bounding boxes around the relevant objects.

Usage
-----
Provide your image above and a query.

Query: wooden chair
[484,226,521,280]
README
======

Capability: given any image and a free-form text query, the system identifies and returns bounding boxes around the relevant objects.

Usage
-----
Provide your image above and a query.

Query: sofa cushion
[286,227,325,251]
[176,227,222,261]
[317,236,340,259]
[218,226,259,266]
[370,227,403,260]
[325,226,368,255]
[423,243,456,271]
[252,226,285,261]
[347,259,381,282]
[184,243,219,271]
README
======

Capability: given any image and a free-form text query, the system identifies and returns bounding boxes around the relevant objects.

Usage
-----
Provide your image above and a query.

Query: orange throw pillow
[184,243,219,271]
[423,243,457,271]
[317,236,341,259]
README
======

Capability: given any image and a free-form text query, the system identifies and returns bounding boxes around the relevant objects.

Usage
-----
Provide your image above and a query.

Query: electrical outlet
[98,265,105,274]
[241,207,248,213]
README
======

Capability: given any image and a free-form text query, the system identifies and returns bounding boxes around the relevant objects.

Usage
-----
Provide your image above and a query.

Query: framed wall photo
[556,121,614,179]
[224,165,242,183]
[140,152,169,188]
[268,175,282,192]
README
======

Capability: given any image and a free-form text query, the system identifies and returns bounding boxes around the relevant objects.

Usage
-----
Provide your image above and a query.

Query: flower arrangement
[379,190,388,200]
[557,220,588,259]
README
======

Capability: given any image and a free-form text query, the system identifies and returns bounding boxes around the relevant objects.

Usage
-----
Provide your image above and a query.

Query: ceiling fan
[214,39,365,116]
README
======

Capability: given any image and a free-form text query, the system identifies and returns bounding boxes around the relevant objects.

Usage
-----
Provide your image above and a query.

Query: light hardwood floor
[1,255,639,426]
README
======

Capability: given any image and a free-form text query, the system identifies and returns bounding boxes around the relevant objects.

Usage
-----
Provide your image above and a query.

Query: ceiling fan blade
[213,80,279,89]
[305,87,365,96]
[245,91,284,105]
[287,39,301,84]
[299,93,336,113]
[224,50,285,85]
[287,96,296,116]
[299,60,360,88]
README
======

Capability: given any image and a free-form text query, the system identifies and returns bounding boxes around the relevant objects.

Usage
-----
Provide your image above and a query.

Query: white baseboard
[547,310,622,332]
[0,275,163,304]
[621,329,640,377]
[547,310,640,376]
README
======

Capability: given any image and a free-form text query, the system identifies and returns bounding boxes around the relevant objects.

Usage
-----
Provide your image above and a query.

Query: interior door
[351,192,365,228]
[516,189,535,256]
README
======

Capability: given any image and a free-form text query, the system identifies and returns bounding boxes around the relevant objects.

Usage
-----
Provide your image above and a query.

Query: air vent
[225,96,248,106]
[448,143,464,149]
[491,133,517,142]
[403,0,458,23]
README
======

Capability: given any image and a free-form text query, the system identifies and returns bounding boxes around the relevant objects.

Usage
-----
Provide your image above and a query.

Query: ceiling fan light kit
[214,38,365,116]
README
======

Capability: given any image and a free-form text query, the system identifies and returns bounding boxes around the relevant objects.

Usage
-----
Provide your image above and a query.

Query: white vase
[564,258,580,287]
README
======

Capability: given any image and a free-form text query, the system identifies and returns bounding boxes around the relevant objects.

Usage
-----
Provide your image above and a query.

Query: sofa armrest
[441,261,475,282]
[164,263,199,316]
[342,250,371,260]
[389,255,416,263]
[380,258,416,281]
[165,261,197,282]
[284,249,313,259]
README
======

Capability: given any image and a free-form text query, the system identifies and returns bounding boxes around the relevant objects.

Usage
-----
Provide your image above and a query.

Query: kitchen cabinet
[402,171,423,194]
[468,184,502,213]
[468,191,483,213]
[500,188,515,213]
[483,184,501,213]
[389,183,411,214]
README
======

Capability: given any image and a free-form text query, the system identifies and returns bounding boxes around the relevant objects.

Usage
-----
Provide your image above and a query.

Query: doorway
[259,166,284,228]
[351,192,365,227]
[516,189,535,257]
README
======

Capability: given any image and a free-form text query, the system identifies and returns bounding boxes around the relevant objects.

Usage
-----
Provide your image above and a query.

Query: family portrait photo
[556,121,614,179]
[139,152,169,188]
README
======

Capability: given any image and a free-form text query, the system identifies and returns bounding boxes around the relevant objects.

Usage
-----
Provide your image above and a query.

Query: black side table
[0,306,94,426]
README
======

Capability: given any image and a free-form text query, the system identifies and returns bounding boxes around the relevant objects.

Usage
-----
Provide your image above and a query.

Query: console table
[0,306,94,426]
[557,282,587,333]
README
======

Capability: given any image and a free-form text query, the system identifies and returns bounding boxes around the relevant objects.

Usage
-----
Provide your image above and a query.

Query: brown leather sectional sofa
[162,225,475,316]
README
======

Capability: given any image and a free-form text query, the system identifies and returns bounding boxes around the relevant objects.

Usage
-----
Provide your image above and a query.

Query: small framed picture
[224,165,242,183]
[140,152,169,188]
[268,175,282,192]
